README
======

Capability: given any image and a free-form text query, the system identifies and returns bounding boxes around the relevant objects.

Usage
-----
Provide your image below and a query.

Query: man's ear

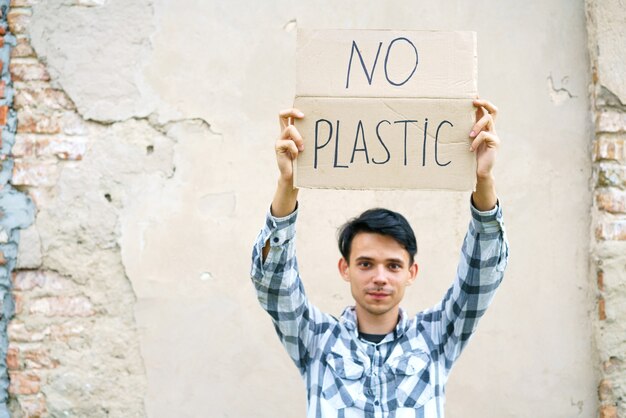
[407,262,419,286]
[338,258,350,282]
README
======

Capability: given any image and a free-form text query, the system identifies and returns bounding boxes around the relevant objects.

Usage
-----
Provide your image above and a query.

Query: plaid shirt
[250,201,509,418]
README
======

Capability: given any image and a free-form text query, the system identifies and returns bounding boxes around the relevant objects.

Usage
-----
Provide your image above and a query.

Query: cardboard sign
[293,29,477,191]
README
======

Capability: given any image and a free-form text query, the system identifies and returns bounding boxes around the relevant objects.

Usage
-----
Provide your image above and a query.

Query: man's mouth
[367,292,390,300]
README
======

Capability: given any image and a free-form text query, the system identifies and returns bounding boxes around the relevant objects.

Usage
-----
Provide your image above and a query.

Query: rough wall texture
[0,0,37,416]
[587,0,626,417]
[0,0,602,417]
[6,0,159,415]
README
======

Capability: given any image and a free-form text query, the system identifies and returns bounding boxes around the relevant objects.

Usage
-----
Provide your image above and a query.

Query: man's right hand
[276,108,305,184]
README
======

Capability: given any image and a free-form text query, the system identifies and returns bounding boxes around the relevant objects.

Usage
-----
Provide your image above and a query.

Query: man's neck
[355,305,400,335]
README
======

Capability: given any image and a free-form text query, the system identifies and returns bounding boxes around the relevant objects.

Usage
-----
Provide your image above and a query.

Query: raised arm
[251,109,329,372]
[469,99,499,211]
[421,99,509,371]
[261,109,303,259]
[270,109,303,213]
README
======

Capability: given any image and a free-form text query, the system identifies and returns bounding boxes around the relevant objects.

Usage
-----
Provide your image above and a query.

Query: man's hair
[337,208,417,264]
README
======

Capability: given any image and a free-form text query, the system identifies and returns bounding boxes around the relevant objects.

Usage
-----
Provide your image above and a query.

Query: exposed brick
[14,292,24,315]
[599,405,617,418]
[10,0,39,7]
[599,379,613,401]
[52,137,85,160]
[0,250,6,265]
[8,321,49,343]
[7,345,19,370]
[0,105,8,125]
[7,9,32,34]
[17,109,62,134]
[599,295,607,320]
[596,220,626,241]
[596,189,626,213]
[10,61,50,82]
[49,321,85,341]
[11,134,36,157]
[17,393,47,418]
[597,270,604,291]
[23,346,59,369]
[12,158,59,187]
[593,136,625,162]
[29,295,95,317]
[14,88,75,111]
[0,80,5,99]
[597,110,626,133]
[603,357,622,374]
[8,370,40,395]
[596,164,626,188]
[12,270,72,292]
[61,111,87,135]
[41,136,86,160]
[11,36,36,59]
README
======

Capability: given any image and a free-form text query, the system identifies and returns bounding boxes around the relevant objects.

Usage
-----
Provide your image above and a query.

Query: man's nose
[372,265,388,284]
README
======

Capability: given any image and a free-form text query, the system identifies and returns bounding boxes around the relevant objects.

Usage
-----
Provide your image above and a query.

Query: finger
[469,113,494,137]
[469,131,500,152]
[281,125,304,151]
[276,139,299,160]
[278,108,305,130]
[473,99,498,120]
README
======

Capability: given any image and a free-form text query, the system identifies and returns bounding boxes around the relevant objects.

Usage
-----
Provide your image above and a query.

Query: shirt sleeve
[421,198,510,374]
[250,206,328,373]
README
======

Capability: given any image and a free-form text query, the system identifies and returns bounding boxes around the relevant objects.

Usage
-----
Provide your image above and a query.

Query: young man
[250,99,509,417]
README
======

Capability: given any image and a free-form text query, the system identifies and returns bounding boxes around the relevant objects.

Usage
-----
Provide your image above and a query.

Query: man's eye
[389,263,401,270]
[358,261,371,268]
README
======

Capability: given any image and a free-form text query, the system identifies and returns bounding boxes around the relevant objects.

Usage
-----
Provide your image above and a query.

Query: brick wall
[587,0,626,417]
[4,0,149,416]
[0,0,37,416]
[4,0,88,415]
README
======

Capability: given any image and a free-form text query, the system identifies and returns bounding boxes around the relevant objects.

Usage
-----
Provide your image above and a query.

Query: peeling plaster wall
[587,0,626,416]
[6,0,598,417]
[28,0,157,122]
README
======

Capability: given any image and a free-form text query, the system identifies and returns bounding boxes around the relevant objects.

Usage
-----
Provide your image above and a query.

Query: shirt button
[273,237,279,243]
[374,400,380,406]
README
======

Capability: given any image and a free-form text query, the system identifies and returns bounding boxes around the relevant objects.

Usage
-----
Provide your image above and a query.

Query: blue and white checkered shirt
[251,201,509,418]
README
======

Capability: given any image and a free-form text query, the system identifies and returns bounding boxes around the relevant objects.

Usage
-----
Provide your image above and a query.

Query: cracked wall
[3,0,602,417]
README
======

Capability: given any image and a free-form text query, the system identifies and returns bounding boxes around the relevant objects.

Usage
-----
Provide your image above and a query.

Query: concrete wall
[4,0,599,417]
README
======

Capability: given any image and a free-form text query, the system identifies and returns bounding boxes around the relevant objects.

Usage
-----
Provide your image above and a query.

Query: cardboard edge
[294,184,476,192]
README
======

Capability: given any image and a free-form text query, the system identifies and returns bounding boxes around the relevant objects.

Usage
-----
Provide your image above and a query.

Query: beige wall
[11,0,596,416]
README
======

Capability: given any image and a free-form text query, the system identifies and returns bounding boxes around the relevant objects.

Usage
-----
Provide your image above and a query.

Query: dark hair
[337,208,417,264]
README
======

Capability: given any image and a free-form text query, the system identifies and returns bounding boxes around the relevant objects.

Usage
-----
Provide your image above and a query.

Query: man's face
[338,232,418,320]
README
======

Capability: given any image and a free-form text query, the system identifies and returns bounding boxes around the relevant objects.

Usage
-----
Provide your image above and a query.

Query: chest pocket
[321,351,367,409]
[386,350,434,408]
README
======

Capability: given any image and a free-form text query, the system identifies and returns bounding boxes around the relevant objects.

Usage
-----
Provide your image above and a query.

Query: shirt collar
[339,306,410,339]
